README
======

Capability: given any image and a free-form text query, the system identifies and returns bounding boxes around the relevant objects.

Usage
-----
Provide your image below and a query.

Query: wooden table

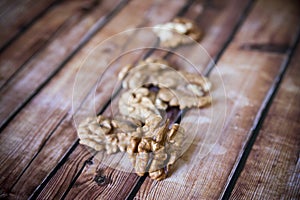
[0,0,299,199]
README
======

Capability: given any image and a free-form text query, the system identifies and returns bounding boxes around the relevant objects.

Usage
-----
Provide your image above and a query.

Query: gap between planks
[0,0,129,90]
[203,0,256,75]
[230,38,300,199]
[0,10,80,90]
[0,0,129,132]
[0,0,128,197]
[0,0,60,53]
[220,24,300,199]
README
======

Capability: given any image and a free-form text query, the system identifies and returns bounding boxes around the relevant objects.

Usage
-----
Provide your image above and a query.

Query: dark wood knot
[94,170,110,186]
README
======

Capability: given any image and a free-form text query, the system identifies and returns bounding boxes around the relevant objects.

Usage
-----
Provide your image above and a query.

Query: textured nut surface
[77,57,212,181]
[122,59,212,109]
[126,121,184,180]
[153,17,202,48]
[78,115,137,154]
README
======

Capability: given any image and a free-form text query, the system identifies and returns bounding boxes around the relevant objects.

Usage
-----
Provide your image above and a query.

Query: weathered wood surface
[0,0,299,199]
[0,0,125,129]
[0,0,125,198]
[0,0,57,50]
[0,0,99,89]
[134,0,300,199]
[230,41,300,200]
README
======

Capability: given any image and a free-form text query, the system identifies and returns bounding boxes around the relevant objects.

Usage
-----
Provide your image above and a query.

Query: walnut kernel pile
[78,58,211,180]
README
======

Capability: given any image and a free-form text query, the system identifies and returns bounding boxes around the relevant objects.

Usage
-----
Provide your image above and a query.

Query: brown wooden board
[230,40,300,199]
[0,0,188,199]
[0,0,126,129]
[134,0,300,199]
[0,0,57,50]
[1,0,299,199]
[0,0,126,198]
[0,1,102,89]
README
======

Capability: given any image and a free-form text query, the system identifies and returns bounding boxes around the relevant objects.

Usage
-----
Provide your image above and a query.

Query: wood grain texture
[0,0,188,199]
[1,0,298,199]
[0,0,57,50]
[0,0,124,129]
[134,0,300,199]
[0,0,95,89]
[0,0,124,198]
[230,42,300,200]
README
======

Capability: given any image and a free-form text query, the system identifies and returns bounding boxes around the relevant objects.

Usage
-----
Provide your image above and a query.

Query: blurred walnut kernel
[153,17,203,48]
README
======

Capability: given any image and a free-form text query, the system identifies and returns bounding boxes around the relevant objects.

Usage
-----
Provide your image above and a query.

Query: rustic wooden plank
[0,1,99,89]
[0,0,126,197]
[0,0,57,50]
[134,0,300,199]
[60,0,257,199]
[0,0,127,130]
[0,0,188,199]
[229,42,300,199]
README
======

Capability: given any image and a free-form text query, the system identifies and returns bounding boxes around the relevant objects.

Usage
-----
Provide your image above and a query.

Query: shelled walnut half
[121,58,212,109]
[127,122,185,181]
[153,17,203,48]
[78,115,137,154]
